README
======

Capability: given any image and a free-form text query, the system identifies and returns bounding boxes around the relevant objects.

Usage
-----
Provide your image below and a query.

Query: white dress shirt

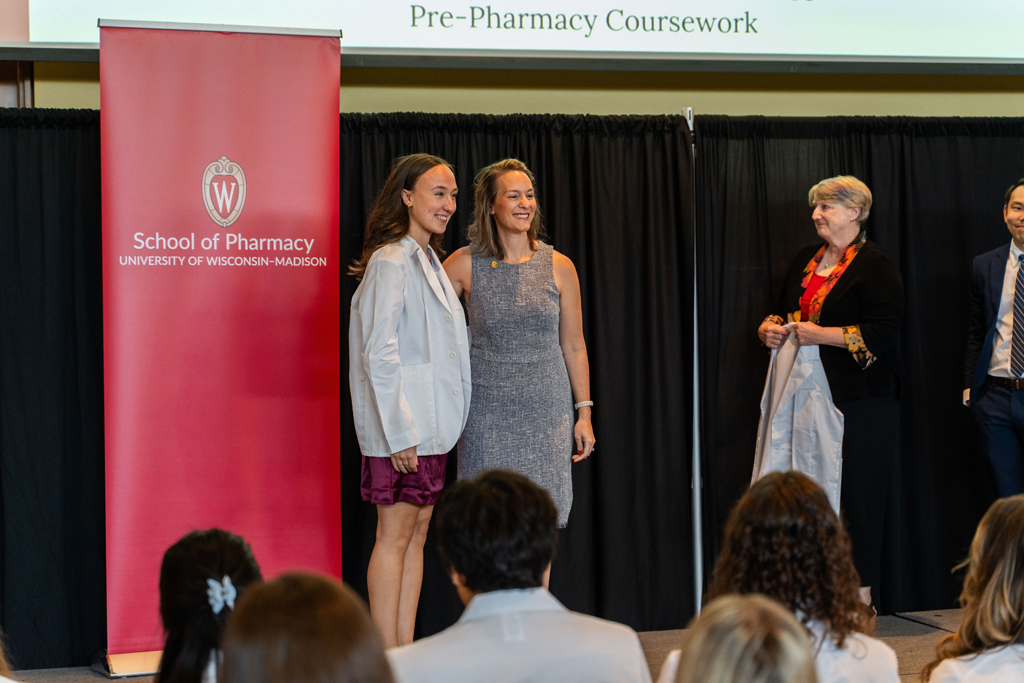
[986,241,1024,379]
[349,235,471,457]
[927,644,1024,683]
[388,587,652,683]
[656,618,898,683]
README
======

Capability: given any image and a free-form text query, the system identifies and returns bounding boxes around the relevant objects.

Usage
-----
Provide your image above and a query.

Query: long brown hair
[468,158,545,260]
[221,572,394,683]
[710,471,865,648]
[922,494,1024,680]
[349,154,453,281]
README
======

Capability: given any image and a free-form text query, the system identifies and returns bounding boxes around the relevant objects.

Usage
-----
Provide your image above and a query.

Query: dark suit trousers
[972,380,1024,497]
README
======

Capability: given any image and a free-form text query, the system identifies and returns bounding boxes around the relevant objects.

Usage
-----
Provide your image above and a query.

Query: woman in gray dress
[443,158,595,526]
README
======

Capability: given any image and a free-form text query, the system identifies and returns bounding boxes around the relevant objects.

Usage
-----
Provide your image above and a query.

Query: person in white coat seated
[922,493,1024,683]
[388,469,652,683]
[660,471,899,683]
[660,593,817,683]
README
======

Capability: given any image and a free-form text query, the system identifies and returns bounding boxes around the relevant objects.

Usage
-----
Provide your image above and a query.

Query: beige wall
[33,62,1024,117]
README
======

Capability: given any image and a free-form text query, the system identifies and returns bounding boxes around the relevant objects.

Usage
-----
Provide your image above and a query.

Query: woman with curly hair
[922,494,1024,682]
[688,471,898,683]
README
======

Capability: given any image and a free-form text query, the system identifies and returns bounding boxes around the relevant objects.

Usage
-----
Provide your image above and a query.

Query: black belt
[989,376,1024,390]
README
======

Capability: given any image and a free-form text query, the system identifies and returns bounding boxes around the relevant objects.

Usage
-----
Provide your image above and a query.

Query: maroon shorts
[360,453,448,506]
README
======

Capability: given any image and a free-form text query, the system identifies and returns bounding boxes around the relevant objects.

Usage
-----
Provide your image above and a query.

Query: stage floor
[11,610,959,683]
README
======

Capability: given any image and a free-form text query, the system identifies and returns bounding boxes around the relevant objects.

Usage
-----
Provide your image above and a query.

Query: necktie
[1012,254,1024,377]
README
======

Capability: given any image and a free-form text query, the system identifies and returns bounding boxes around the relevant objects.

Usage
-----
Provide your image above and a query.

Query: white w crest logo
[211,180,237,214]
[202,156,247,228]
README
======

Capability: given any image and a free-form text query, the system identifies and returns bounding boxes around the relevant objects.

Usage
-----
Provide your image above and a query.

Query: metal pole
[684,107,703,615]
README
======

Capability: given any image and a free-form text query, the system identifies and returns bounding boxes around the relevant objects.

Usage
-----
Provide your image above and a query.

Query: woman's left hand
[791,321,825,346]
[573,417,595,462]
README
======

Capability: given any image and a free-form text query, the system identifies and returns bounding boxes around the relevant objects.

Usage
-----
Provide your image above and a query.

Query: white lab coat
[349,235,471,457]
[752,329,844,512]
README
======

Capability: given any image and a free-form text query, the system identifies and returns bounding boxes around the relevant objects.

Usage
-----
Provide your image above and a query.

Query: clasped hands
[759,320,827,349]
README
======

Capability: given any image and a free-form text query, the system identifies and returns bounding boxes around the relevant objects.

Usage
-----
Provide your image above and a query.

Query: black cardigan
[772,240,904,404]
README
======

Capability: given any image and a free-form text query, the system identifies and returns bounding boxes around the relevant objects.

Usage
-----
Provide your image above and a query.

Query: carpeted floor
[12,610,960,683]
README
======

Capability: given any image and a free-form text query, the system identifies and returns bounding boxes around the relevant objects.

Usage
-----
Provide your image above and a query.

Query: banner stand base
[92,651,162,678]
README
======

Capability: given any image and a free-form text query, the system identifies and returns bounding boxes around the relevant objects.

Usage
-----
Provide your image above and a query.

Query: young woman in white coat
[349,154,471,648]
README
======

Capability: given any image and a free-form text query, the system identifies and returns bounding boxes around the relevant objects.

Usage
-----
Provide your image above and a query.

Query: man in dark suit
[965,177,1024,496]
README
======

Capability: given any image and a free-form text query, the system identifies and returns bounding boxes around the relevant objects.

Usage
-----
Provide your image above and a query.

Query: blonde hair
[808,175,873,225]
[922,494,1024,681]
[468,159,545,260]
[0,628,9,677]
[674,594,817,683]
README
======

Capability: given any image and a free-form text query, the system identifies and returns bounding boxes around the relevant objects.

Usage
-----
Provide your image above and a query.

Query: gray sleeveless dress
[457,243,574,526]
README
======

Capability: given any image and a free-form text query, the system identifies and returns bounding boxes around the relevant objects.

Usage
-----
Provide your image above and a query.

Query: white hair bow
[206,575,236,614]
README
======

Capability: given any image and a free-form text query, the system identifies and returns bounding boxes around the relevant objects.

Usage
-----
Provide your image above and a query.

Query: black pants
[836,393,899,593]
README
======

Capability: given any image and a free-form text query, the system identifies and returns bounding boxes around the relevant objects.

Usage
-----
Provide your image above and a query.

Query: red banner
[100,25,341,655]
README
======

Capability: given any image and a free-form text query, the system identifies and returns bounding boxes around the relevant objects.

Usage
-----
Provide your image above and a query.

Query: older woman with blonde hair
[756,175,904,609]
[657,594,817,683]
[922,494,1024,682]
[444,158,594,528]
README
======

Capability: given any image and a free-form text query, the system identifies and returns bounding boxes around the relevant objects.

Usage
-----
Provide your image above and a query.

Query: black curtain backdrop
[0,109,105,668]
[338,113,696,637]
[0,109,696,669]
[695,115,1024,614]
[9,108,1017,668]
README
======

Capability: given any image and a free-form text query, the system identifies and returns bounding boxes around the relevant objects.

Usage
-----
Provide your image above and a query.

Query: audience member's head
[434,469,558,600]
[923,494,1024,680]
[710,471,865,646]
[0,628,10,678]
[157,529,262,683]
[674,594,817,683]
[221,572,394,683]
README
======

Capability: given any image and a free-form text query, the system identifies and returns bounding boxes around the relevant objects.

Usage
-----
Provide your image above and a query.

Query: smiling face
[403,164,457,247]
[1005,185,1024,251]
[489,171,537,235]
[811,200,862,248]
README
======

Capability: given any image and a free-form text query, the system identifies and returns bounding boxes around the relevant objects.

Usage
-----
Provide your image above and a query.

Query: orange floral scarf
[796,240,864,324]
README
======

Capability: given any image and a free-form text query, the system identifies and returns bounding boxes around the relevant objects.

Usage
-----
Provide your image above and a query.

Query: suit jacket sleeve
[964,255,988,390]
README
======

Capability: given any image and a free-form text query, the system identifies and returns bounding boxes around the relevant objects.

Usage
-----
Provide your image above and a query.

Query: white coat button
[445,315,452,321]
[453,389,460,395]
[450,352,457,358]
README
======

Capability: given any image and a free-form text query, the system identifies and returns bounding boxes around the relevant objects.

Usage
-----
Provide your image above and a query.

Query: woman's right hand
[758,320,791,349]
[390,446,418,474]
